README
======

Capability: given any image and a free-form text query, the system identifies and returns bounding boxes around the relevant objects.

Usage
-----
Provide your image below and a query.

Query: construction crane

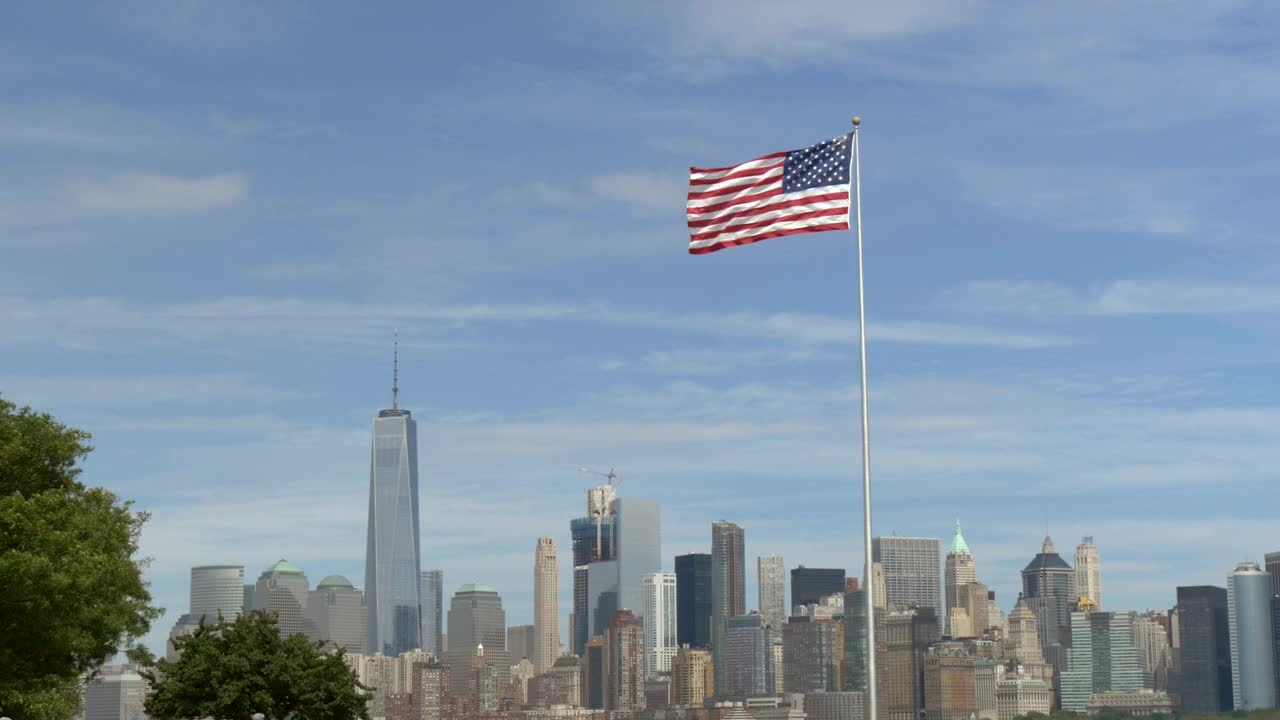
[578,467,623,561]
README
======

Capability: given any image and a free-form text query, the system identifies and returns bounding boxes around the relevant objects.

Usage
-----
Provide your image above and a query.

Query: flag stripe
[689,206,850,242]
[689,221,851,255]
[686,190,849,228]
[686,182,781,211]
[687,160,784,188]
[689,152,787,180]
[686,171,782,202]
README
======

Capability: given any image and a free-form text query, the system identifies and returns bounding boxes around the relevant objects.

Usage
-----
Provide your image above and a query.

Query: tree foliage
[143,611,369,720]
[0,396,159,720]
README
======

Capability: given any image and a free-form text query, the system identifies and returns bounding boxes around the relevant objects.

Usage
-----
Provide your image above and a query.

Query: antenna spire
[392,329,399,410]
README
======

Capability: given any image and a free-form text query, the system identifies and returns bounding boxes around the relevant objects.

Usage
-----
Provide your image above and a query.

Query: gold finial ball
[852,116,862,126]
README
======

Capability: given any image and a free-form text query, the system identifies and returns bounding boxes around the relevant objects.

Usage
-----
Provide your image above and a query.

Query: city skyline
[5,2,1280,663]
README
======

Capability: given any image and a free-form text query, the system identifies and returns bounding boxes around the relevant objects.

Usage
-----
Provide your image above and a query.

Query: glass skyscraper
[572,514,614,655]
[612,498,661,625]
[365,353,423,656]
[1172,585,1231,712]
[421,569,443,656]
[676,552,712,649]
[712,521,746,692]
[1227,562,1277,710]
[791,566,846,610]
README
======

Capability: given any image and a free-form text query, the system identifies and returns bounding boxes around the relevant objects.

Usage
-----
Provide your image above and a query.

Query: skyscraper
[758,555,786,631]
[844,588,870,692]
[534,537,560,674]
[880,607,941,720]
[783,616,846,693]
[1020,536,1075,675]
[725,612,768,699]
[1266,551,1280,597]
[571,504,614,655]
[1060,609,1144,712]
[791,567,846,610]
[612,498,661,623]
[253,559,318,639]
[305,575,368,654]
[84,666,149,720]
[944,522,976,637]
[420,569,443,656]
[676,553,712,649]
[671,647,715,707]
[190,565,245,623]
[1075,537,1102,609]
[924,642,978,720]
[1172,585,1232,712]
[712,521,746,691]
[509,624,534,660]
[443,583,509,697]
[1227,561,1277,710]
[644,571,678,678]
[606,609,645,713]
[582,635,607,709]
[872,536,942,616]
[365,341,423,656]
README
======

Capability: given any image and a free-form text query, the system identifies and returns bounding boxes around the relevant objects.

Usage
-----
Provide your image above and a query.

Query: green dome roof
[950,521,971,556]
[317,574,353,588]
[263,559,304,575]
[458,583,497,594]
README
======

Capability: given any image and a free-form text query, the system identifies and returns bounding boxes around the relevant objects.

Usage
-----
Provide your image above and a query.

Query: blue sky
[5,1,1280,655]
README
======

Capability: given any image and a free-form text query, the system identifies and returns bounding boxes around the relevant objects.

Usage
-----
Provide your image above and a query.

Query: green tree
[142,611,368,720]
[0,397,160,720]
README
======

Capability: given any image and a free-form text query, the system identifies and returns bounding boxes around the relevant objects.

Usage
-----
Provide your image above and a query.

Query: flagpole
[851,115,878,720]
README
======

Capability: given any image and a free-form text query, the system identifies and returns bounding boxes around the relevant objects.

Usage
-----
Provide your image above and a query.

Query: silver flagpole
[851,115,878,720]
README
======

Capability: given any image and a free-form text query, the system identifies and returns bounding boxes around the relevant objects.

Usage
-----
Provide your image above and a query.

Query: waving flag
[687,133,853,254]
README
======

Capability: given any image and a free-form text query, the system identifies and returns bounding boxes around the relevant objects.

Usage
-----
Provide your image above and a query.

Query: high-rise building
[1172,585,1232,712]
[365,346,423,657]
[879,607,940,720]
[570,513,614,656]
[606,609,646,713]
[1020,536,1075,676]
[587,559,620,638]
[671,646,715,707]
[305,575,368,654]
[410,660,451,720]
[1060,609,1144,712]
[843,588,870,692]
[725,612,769,699]
[783,615,845,694]
[791,567,846,611]
[1005,595,1044,665]
[253,559,318,639]
[758,555,786,631]
[676,553,712,649]
[443,584,509,697]
[944,522,976,638]
[1266,551,1280,597]
[84,666,149,720]
[534,537,560,674]
[923,642,977,720]
[807,691,867,720]
[582,635,607,710]
[1075,537,1102,609]
[712,521,746,691]
[644,571,678,678]
[508,624,534,661]
[612,498,661,624]
[995,670,1051,720]
[872,536,942,617]
[420,569,443,656]
[1132,610,1172,692]
[529,655,583,708]
[1227,561,1277,710]
[190,565,244,624]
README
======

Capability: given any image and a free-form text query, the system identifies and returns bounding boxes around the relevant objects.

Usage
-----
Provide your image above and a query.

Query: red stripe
[689,151,787,176]
[688,161,784,187]
[687,191,849,228]
[684,186,782,216]
[689,222,850,255]
[686,173,781,202]
[689,207,849,243]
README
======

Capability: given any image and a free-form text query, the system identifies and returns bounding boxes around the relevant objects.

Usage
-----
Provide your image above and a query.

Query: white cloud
[949,279,1280,317]
[590,172,684,212]
[71,171,249,214]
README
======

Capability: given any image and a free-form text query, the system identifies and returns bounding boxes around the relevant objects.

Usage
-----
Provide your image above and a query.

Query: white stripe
[687,164,784,197]
[691,198,850,236]
[688,215,848,249]
[689,155,785,182]
[686,179,780,210]
[687,186,849,222]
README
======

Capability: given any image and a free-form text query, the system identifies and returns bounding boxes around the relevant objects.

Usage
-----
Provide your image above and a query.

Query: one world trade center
[366,337,423,655]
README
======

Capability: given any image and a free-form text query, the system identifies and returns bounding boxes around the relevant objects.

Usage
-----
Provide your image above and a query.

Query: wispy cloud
[590,172,684,213]
[948,279,1280,317]
[71,171,250,214]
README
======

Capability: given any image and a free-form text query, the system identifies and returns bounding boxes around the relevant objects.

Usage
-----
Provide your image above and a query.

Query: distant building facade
[873,536,942,617]
[676,552,713,649]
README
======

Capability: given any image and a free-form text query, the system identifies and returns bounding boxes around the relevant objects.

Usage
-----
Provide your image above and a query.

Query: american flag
[687,133,853,254]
